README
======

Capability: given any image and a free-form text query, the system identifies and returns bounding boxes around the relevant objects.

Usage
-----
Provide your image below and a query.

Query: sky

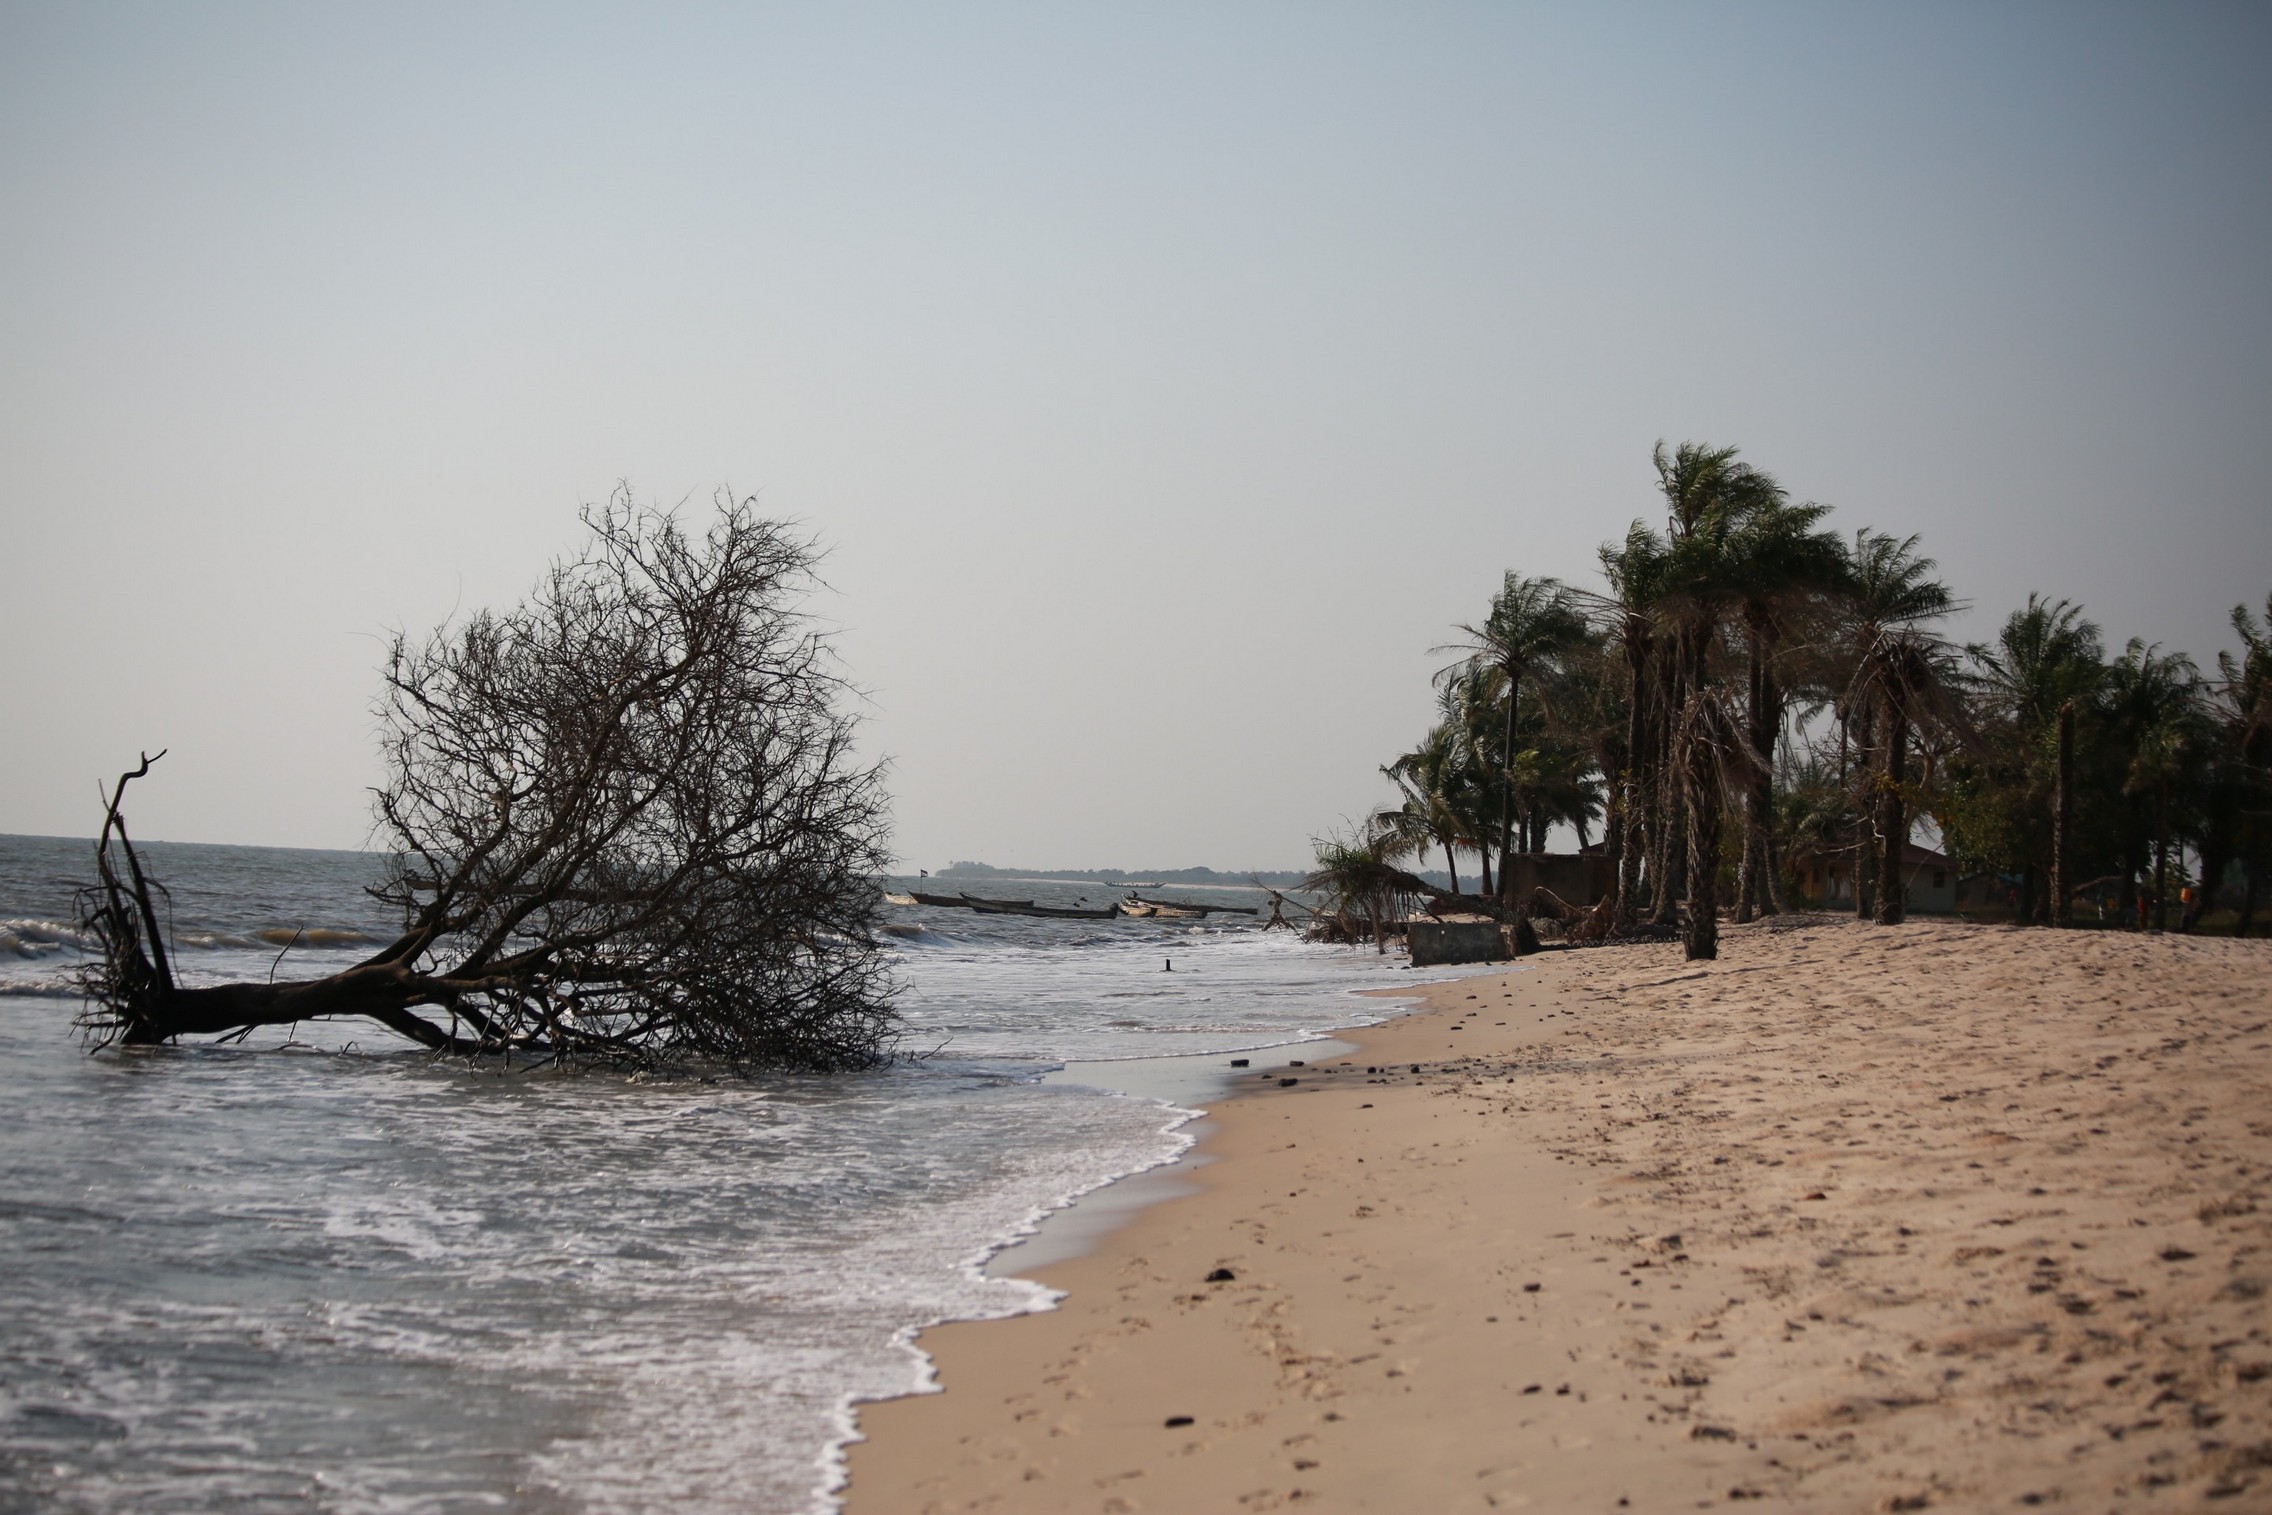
[3,2,2267,869]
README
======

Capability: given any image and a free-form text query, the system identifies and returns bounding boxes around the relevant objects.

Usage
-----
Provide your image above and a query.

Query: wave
[0,976,79,998]
[3,917,382,958]
[1,919,93,958]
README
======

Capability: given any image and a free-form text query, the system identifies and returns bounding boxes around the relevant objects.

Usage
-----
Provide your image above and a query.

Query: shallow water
[0,837,1467,1513]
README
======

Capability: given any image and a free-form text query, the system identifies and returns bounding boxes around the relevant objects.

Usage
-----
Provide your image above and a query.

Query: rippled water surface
[1,836,1452,1513]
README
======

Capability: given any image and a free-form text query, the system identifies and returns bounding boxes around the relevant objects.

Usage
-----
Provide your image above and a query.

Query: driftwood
[1255,884,1319,931]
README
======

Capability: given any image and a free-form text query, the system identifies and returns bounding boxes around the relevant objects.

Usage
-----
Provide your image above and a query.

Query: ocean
[0,835,1472,1514]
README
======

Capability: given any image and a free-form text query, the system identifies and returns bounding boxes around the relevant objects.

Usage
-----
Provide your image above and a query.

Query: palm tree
[1439,573,1590,906]
[1596,524,1668,931]
[1379,713,1473,896]
[1723,498,1849,920]
[1971,595,2104,731]
[1960,595,2104,921]
[2209,596,2272,933]
[1648,441,1787,959]
[1433,661,1507,896]
[1839,530,1958,925]
[1303,828,1411,954]
[2103,640,2206,930]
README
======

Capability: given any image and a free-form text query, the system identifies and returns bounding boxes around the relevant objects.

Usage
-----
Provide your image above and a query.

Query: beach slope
[848,920,2272,1512]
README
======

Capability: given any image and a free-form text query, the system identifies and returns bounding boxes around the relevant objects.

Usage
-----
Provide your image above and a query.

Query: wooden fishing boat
[909,890,977,908]
[988,898,1120,919]
[882,892,920,906]
[955,893,1035,913]
[956,894,1117,919]
[1133,894,1258,917]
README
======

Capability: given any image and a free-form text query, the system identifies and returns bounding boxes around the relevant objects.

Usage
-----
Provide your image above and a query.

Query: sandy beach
[846,920,2272,1513]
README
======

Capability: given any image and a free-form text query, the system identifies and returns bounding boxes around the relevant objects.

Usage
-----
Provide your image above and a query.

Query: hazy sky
[4,2,2267,868]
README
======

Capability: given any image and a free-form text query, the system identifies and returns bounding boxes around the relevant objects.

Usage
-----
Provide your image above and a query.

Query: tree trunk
[2051,700,2074,928]
[1733,832,1756,926]
[1616,641,1649,932]
[1736,619,1774,923]
[2152,788,2171,933]
[1683,696,1721,962]
[1478,844,1493,900]
[1854,702,1879,920]
[2239,864,2260,939]
[1763,828,1788,914]
[1652,738,1687,926]
[1875,701,1909,926]
[107,968,471,1053]
[1499,671,1521,908]
[1441,840,1460,898]
[1616,687,1644,928]
[1603,782,1626,928]
[1648,650,1685,926]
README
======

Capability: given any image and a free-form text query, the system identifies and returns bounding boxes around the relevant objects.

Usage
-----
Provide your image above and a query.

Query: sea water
[0,836,1469,1514]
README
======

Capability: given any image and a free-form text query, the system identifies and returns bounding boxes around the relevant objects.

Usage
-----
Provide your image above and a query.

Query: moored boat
[967,896,1119,919]
[955,894,1037,913]
[1132,894,1258,917]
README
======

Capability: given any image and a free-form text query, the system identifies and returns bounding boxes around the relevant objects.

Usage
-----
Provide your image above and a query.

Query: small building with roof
[1801,840,1961,915]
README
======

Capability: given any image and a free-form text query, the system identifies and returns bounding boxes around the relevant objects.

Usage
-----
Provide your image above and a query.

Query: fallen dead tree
[75,495,897,1070]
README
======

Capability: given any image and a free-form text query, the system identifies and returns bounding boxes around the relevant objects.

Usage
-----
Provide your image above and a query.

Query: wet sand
[846,919,2272,1512]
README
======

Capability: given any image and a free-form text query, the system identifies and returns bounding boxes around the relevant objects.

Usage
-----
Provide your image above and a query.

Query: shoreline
[983,959,1510,1276]
[815,969,1491,1508]
[845,918,2272,1512]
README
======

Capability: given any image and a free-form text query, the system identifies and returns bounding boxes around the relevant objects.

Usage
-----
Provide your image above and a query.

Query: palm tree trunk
[1441,839,1460,898]
[2051,700,2074,928]
[2239,864,2260,938]
[1656,780,1688,922]
[1735,624,1765,924]
[1734,835,1756,925]
[1617,638,1649,931]
[1683,694,1721,962]
[1853,700,1878,919]
[2152,787,2171,933]
[1753,656,1782,917]
[1651,655,1687,926]
[1875,699,1909,926]
[1603,784,1626,920]
[1616,786,1644,930]
[1499,671,1520,907]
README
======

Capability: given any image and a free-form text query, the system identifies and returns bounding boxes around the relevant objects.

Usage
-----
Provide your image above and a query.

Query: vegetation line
[1307,440,2270,959]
